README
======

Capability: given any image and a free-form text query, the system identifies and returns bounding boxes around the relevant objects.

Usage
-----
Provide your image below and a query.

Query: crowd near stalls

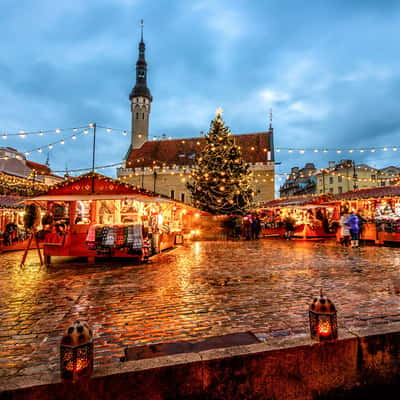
[0,195,29,251]
[256,195,338,240]
[331,186,400,245]
[28,172,196,265]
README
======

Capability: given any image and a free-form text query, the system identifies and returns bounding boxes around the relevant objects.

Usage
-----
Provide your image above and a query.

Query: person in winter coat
[339,212,351,246]
[346,211,360,248]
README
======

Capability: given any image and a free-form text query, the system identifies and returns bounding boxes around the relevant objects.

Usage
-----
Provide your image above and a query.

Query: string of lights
[276,146,400,154]
[0,124,91,138]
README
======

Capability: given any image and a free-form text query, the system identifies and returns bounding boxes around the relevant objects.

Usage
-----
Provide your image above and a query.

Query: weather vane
[140,19,144,41]
[215,107,223,117]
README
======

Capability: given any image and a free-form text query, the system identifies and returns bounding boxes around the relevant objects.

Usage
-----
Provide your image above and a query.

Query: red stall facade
[29,172,192,265]
[331,186,400,245]
[257,195,338,240]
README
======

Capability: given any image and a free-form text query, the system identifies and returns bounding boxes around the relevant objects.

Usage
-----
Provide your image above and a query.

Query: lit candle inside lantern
[318,317,332,337]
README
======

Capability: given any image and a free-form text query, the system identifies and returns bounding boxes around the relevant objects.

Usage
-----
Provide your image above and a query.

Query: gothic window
[142,113,145,119]
[181,193,185,202]
[136,112,139,119]
[329,177,334,184]
[170,190,175,200]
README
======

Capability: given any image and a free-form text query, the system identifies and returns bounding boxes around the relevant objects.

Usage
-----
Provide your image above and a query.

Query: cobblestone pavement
[0,239,400,381]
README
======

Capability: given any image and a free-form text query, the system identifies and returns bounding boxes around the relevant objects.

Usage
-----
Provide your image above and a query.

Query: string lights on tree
[186,109,254,215]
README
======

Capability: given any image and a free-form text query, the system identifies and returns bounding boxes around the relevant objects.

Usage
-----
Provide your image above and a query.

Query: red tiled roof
[332,186,400,200]
[126,132,273,167]
[26,160,51,175]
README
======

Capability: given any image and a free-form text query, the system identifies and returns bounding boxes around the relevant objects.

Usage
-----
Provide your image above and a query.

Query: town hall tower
[129,20,152,149]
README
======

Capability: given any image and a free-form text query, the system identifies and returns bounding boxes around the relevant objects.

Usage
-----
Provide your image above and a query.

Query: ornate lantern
[309,289,338,341]
[60,321,93,381]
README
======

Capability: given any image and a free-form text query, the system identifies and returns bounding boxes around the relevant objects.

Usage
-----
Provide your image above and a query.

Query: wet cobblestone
[0,239,399,380]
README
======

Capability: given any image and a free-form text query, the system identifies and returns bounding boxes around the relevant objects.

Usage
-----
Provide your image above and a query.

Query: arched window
[136,112,139,119]
[142,113,145,119]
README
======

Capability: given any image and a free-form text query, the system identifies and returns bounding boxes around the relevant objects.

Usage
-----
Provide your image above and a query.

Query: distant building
[279,163,317,197]
[117,24,276,204]
[0,147,63,185]
[280,160,400,197]
[315,161,400,194]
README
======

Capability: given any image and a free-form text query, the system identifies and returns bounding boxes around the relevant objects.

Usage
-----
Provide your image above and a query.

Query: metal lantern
[60,320,93,381]
[309,289,338,341]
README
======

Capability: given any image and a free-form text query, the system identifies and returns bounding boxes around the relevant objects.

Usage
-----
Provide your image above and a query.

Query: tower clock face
[138,71,145,78]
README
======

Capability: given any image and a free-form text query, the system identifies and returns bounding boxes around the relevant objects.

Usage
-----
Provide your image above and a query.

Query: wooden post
[20,231,43,267]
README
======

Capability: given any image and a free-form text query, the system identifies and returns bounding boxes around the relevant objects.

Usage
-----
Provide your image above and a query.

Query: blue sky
[1,0,400,181]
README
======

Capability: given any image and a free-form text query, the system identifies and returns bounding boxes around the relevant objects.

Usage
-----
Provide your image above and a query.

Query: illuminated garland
[0,172,48,196]
[276,146,400,154]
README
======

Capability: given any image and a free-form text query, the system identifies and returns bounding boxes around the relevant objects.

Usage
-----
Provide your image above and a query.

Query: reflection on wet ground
[0,239,399,380]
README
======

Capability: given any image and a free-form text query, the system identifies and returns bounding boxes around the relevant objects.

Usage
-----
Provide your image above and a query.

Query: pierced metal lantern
[60,320,93,381]
[309,289,338,341]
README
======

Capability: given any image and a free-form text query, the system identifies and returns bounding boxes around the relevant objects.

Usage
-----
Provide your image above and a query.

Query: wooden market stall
[331,186,400,245]
[257,195,338,240]
[0,195,30,252]
[29,172,194,265]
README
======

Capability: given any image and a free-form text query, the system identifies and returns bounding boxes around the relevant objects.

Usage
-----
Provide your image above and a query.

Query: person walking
[346,211,360,248]
[339,212,351,246]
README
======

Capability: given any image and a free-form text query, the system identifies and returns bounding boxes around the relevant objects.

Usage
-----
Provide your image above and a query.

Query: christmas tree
[187,109,254,215]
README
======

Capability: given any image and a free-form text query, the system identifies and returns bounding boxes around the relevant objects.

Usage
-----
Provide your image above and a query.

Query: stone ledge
[1,328,399,400]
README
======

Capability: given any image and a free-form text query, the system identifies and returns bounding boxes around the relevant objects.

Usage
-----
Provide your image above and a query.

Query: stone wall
[1,325,399,400]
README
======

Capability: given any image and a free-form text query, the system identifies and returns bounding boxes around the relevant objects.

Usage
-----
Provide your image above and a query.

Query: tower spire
[129,20,152,149]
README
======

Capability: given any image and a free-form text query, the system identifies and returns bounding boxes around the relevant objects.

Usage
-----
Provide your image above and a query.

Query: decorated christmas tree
[187,109,254,215]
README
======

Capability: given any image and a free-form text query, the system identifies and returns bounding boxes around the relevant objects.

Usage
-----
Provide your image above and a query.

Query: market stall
[29,172,193,265]
[331,186,400,245]
[257,195,338,240]
[0,195,30,252]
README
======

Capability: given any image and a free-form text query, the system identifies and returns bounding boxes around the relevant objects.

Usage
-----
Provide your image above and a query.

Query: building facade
[280,160,400,197]
[279,163,317,197]
[0,147,62,184]
[118,25,275,205]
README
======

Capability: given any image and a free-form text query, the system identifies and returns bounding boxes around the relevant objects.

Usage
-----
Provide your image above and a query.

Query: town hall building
[117,24,275,205]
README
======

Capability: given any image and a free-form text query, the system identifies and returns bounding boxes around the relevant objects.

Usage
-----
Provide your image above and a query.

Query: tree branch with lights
[187,110,254,215]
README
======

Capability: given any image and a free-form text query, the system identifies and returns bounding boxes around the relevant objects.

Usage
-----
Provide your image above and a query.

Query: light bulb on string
[60,139,65,145]
[37,148,42,153]
[106,128,112,133]
[122,130,127,136]
[2,134,7,140]
[55,129,61,133]
[83,129,89,134]
[72,135,76,140]
[19,131,26,139]
[48,144,53,149]
[38,131,43,136]
[73,128,78,132]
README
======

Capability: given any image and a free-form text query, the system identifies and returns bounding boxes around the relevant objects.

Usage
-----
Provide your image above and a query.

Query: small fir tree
[187,110,254,215]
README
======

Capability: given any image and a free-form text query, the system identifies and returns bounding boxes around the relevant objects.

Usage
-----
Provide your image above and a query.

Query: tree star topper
[215,107,224,117]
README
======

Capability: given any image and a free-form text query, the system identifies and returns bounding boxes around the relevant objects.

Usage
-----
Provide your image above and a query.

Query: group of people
[338,210,366,248]
[226,214,261,240]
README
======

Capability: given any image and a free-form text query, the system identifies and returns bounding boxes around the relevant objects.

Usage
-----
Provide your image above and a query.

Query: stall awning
[29,194,175,203]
